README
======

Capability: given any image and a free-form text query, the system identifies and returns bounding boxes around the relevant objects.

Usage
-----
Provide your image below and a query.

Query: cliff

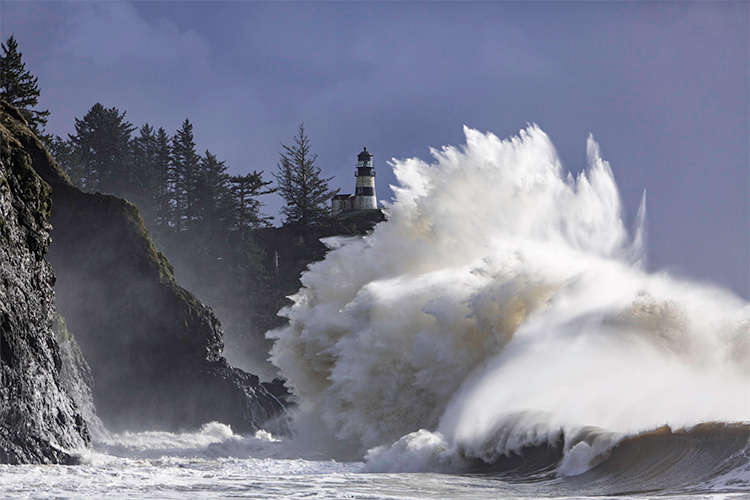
[0,105,89,463]
[257,210,385,307]
[0,102,284,434]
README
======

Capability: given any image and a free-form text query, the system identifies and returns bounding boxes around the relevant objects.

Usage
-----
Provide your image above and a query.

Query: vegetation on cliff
[0,35,50,139]
[275,123,339,226]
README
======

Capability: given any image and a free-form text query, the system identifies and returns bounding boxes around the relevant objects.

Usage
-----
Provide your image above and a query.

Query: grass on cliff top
[0,101,71,188]
[0,118,53,222]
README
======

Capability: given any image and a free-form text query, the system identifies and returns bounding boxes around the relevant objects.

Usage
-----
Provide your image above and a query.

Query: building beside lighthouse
[331,147,377,215]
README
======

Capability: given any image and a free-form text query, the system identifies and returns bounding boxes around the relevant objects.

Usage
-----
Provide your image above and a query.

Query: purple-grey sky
[1,1,748,297]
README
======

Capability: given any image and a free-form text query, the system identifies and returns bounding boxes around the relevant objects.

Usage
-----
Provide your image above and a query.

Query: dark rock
[261,378,292,406]
[0,106,89,463]
[52,313,107,439]
[0,101,285,434]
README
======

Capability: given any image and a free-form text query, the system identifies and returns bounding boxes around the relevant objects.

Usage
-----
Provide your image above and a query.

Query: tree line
[47,105,275,244]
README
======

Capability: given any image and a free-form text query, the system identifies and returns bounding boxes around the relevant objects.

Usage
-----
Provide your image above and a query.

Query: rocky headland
[0,102,285,449]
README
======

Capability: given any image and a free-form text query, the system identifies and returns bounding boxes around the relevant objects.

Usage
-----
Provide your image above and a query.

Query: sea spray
[267,125,749,473]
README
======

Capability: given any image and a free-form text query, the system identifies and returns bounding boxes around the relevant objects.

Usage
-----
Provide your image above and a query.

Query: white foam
[266,125,749,474]
[365,429,463,473]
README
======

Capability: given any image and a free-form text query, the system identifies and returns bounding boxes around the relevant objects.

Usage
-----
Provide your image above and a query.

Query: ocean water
[3,125,747,498]
[0,422,748,499]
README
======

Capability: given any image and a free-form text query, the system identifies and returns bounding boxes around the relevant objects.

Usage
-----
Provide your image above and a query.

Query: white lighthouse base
[355,195,377,210]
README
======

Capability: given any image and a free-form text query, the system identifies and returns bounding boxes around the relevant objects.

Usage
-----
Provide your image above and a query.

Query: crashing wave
[267,125,749,479]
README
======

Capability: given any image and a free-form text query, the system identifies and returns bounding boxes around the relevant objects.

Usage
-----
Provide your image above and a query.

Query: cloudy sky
[2,1,748,297]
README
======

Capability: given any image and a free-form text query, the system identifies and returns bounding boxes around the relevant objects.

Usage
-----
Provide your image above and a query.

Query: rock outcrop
[52,314,107,439]
[0,102,284,434]
[0,105,89,463]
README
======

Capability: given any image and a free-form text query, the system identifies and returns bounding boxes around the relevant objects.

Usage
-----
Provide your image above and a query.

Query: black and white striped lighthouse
[331,146,379,214]
[354,147,377,210]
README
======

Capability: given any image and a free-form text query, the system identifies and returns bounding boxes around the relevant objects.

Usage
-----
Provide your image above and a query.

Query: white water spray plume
[268,125,749,474]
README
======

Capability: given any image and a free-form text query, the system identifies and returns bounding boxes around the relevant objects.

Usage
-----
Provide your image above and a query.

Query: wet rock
[0,104,89,463]
[52,313,107,439]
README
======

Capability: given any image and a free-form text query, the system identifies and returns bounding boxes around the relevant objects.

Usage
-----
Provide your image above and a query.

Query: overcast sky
[2,1,748,297]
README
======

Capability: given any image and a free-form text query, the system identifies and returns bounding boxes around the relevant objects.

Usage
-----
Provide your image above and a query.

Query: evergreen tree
[274,123,338,226]
[230,172,275,233]
[68,103,135,192]
[152,127,172,232]
[194,150,232,234]
[47,135,79,181]
[170,119,201,232]
[130,123,157,213]
[0,35,50,138]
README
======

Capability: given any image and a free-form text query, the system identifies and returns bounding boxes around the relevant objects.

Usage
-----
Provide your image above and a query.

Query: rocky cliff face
[0,102,284,434]
[52,314,107,439]
[0,105,89,463]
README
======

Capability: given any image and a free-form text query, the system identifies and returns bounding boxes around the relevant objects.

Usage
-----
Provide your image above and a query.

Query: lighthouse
[331,146,378,214]
[354,147,377,210]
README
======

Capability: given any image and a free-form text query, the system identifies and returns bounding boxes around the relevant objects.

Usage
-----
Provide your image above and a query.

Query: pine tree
[194,150,232,234]
[47,135,80,182]
[230,171,275,233]
[274,123,338,226]
[130,123,163,223]
[68,103,135,192]
[0,35,50,138]
[170,119,201,232]
[152,127,172,232]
